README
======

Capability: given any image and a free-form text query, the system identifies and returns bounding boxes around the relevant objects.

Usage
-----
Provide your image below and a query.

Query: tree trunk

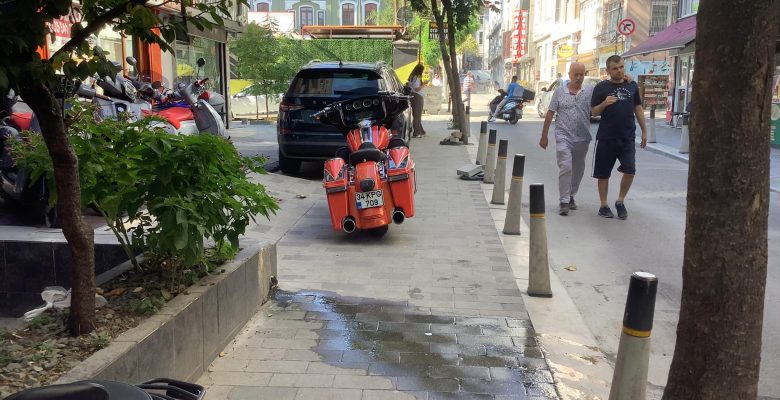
[20,81,96,336]
[430,0,462,131]
[442,0,466,137]
[663,2,777,398]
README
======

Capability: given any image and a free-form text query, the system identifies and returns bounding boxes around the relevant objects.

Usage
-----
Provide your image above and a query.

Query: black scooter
[5,378,205,400]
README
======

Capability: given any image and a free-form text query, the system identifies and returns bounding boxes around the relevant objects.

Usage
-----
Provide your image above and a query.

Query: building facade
[247,0,391,33]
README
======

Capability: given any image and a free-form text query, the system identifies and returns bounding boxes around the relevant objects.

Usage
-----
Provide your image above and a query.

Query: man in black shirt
[590,55,648,219]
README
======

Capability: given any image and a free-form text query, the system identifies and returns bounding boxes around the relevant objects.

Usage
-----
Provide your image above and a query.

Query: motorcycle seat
[4,381,109,400]
[147,107,194,129]
[349,142,387,166]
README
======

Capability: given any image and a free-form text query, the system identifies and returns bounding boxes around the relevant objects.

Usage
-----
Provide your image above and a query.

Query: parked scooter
[488,88,530,125]
[5,377,205,400]
[313,92,416,237]
[0,89,58,227]
[140,58,226,137]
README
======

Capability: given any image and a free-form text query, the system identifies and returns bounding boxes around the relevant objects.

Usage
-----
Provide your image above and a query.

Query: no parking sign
[618,18,636,36]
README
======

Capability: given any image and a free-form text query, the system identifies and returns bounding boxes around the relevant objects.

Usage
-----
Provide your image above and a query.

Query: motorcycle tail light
[280,101,303,112]
[389,156,409,170]
[324,166,345,182]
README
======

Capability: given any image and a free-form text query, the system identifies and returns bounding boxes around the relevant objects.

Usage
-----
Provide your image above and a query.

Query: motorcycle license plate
[502,114,511,118]
[356,190,384,209]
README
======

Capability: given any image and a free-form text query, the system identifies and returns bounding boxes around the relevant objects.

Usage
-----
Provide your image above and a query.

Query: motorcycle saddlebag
[387,147,415,218]
[323,158,350,230]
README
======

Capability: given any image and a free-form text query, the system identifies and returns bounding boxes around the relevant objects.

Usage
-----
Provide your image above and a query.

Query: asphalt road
[486,109,780,398]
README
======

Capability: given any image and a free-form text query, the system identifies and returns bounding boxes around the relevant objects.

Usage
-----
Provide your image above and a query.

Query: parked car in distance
[277,60,412,175]
[231,84,282,120]
[536,76,601,120]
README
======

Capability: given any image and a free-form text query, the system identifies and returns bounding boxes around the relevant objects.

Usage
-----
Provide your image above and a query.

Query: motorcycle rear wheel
[509,112,520,125]
[367,225,389,237]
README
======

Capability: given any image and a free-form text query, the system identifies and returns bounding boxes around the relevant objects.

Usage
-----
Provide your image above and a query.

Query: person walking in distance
[462,71,475,107]
[408,64,426,138]
[590,55,648,219]
[490,75,525,122]
[538,63,592,216]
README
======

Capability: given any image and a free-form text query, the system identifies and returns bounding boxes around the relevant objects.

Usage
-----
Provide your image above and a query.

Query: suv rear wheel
[278,150,301,175]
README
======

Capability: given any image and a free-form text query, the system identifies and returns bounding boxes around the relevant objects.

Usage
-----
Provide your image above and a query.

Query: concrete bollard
[608,272,658,400]
[483,130,498,184]
[528,184,552,298]
[491,140,509,204]
[463,106,471,145]
[502,154,525,235]
[679,113,690,154]
[647,106,656,143]
[477,121,488,165]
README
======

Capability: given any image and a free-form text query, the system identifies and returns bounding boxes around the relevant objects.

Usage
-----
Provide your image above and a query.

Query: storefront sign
[45,8,82,54]
[557,44,574,58]
[772,102,780,145]
[626,60,672,76]
[429,22,448,40]
[511,10,529,64]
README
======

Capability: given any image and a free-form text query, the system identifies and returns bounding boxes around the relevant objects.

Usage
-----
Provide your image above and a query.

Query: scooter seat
[153,107,194,129]
[4,381,109,400]
[9,112,33,131]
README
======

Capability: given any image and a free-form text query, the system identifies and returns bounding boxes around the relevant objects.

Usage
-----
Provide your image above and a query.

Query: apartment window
[364,2,377,25]
[478,32,483,45]
[342,3,355,25]
[300,6,313,28]
[555,0,562,22]
[680,0,698,17]
[256,2,269,12]
[650,2,670,34]
[318,10,325,25]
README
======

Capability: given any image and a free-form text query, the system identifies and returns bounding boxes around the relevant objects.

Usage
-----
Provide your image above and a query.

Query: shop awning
[622,15,697,57]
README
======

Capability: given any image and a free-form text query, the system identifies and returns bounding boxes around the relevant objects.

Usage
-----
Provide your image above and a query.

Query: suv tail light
[280,101,304,112]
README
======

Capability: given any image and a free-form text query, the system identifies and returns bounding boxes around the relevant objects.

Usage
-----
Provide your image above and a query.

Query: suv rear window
[290,69,382,97]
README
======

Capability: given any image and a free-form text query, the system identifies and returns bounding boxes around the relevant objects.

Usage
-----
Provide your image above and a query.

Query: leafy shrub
[12,101,278,269]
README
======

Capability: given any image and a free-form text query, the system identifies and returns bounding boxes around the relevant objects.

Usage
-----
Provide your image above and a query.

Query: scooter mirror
[126,56,137,67]
[152,81,162,89]
[197,58,206,67]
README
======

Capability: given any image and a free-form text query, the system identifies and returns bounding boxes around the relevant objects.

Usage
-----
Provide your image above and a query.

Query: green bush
[11,101,278,269]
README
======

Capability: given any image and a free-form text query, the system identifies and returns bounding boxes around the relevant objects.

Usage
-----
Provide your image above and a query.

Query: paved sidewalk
[198,119,559,399]
[639,116,780,192]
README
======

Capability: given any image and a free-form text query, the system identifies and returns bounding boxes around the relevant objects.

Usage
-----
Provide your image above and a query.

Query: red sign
[618,18,636,35]
[511,10,529,64]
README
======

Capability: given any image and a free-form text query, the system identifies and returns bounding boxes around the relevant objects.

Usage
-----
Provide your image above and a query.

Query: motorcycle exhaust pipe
[342,217,357,234]
[392,209,405,225]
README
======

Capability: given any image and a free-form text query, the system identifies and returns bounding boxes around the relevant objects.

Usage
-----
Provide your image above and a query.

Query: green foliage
[230,23,294,101]
[11,101,279,269]
[27,313,56,330]
[88,331,112,349]
[129,296,166,316]
[0,329,11,368]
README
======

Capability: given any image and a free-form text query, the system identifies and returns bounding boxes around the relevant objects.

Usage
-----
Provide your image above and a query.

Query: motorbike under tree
[1,89,59,227]
[314,92,417,237]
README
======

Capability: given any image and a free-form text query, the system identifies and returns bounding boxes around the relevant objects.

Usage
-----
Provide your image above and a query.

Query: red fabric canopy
[622,15,697,57]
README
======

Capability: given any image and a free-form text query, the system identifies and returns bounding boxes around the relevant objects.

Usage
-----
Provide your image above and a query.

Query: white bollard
[528,184,552,298]
[679,114,690,154]
[647,106,657,143]
[503,154,525,235]
[483,130,498,184]
[477,121,488,165]
[608,272,658,400]
[491,140,509,204]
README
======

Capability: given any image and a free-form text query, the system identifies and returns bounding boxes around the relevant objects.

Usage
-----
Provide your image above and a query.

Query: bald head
[568,62,586,88]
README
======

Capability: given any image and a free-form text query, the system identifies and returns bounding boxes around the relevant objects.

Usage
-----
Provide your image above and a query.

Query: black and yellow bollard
[503,154,525,235]
[483,129,498,184]
[528,184,552,297]
[608,272,658,400]
[491,140,509,204]
[477,121,488,165]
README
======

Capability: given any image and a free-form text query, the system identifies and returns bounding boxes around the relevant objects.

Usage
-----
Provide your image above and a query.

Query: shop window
[341,3,355,25]
[300,6,313,28]
[364,3,378,25]
[318,10,325,25]
[256,2,269,12]
[175,37,223,94]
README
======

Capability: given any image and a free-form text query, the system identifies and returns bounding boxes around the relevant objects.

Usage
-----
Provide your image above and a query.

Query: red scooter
[313,92,416,237]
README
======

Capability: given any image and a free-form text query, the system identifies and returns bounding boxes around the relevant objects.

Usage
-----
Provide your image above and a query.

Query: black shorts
[592,138,636,179]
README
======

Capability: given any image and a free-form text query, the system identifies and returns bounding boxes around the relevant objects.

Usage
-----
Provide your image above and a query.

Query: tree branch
[50,0,151,61]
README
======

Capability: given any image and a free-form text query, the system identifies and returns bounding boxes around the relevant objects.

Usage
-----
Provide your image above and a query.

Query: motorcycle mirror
[541,87,548,92]
[152,81,162,89]
[126,56,137,67]
[197,58,206,68]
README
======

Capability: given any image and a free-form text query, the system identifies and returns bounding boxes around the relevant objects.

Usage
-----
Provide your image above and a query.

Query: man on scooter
[489,76,524,122]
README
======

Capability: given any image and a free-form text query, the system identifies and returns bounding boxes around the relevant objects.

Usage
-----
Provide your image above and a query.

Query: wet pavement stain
[267,289,560,399]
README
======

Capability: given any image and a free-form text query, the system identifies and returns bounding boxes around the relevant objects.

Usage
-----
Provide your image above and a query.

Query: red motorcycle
[313,92,416,237]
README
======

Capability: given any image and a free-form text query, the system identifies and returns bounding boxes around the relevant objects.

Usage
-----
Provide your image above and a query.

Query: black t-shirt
[591,80,642,139]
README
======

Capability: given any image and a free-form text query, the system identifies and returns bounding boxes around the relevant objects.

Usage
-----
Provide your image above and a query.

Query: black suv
[277,61,412,174]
